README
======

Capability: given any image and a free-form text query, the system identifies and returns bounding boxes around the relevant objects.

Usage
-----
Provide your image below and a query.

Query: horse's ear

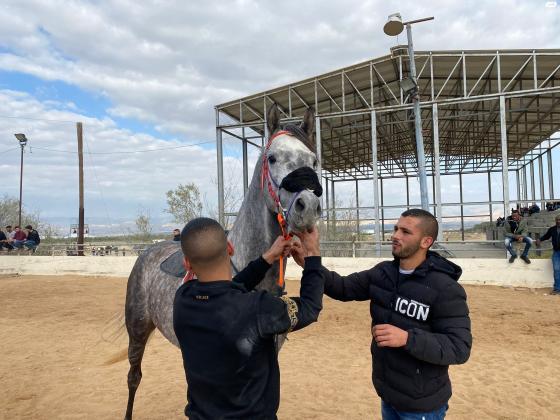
[267,103,281,135]
[300,107,316,150]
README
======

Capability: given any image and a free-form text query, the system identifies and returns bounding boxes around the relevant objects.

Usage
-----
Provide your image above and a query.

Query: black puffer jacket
[323,251,472,412]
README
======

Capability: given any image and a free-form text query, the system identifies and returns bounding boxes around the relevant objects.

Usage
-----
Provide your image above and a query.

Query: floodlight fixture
[383,13,404,36]
[14,133,28,146]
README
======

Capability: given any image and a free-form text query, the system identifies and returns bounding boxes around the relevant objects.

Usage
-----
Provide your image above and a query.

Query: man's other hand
[294,225,320,257]
[372,324,408,348]
[262,236,292,264]
[290,240,305,267]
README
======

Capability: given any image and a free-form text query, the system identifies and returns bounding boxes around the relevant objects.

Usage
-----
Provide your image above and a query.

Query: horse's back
[125,241,183,346]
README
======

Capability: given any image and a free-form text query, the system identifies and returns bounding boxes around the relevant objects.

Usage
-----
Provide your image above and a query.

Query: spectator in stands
[11,226,27,250]
[0,227,11,251]
[23,225,40,253]
[172,228,181,242]
[5,225,15,240]
[496,216,505,227]
[503,211,532,264]
[536,215,560,295]
[529,203,540,215]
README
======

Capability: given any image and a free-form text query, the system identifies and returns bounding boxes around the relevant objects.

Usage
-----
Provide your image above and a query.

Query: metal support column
[325,176,330,236]
[522,165,528,206]
[380,178,385,242]
[499,95,510,217]
[459,172,465,241]
[331,180,336,236]
[530,160,536,204]
[355,179,360,237]
[488,172,493,222]
[538,155,545,209]
[432,103,442,241]
[516,170,521,208]
[405,176,410,209]
[242,132,248,196]
[216,110,225,226]
[371,111,381,256]
[407,23,429,211]
[547,149,554,199]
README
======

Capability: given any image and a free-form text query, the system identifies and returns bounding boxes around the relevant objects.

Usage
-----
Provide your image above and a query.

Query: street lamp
[14,133,28,227]
[383,13,434,211]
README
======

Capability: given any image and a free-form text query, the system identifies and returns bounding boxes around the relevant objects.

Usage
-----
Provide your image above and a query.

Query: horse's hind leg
[124,322,154,420]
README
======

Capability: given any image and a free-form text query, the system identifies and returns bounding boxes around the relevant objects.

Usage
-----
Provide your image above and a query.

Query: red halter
[261,130,293,288]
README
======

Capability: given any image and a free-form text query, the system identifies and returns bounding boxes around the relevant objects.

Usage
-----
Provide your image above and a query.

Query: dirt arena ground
[1,275,559,420]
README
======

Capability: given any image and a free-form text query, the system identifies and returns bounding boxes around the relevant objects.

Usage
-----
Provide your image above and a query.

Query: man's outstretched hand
[291,226,320,267]
[262,236,292,264]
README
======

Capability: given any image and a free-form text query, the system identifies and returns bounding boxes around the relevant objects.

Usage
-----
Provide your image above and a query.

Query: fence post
[352,240,356,258]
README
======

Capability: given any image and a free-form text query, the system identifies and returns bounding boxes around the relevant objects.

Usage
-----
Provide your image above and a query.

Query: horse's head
[261,104,322,234]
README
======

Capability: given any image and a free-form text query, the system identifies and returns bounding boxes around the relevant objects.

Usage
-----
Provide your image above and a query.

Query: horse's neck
[229,162,281,269]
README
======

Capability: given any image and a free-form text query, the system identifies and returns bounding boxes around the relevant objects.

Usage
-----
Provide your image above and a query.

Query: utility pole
[14,134,29,227]
[383,13,434,211]
[77,122,85,256]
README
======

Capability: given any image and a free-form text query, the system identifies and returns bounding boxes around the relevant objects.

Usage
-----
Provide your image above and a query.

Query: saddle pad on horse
[160,248,186,278]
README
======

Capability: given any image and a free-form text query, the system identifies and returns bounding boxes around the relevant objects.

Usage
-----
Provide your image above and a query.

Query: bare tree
[203,165,244,229]
[165,183,203,225]
[135,207,153,239]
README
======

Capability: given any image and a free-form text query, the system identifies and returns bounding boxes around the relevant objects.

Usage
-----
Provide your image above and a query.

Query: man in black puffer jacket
[293,209,471,419]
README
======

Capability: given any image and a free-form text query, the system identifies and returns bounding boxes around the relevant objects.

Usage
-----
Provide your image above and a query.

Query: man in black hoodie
[173,217,324,419]
[293,209,471,419]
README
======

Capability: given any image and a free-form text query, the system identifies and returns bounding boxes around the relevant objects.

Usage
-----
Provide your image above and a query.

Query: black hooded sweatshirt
[173,255,324,419]
[323,251,472,412]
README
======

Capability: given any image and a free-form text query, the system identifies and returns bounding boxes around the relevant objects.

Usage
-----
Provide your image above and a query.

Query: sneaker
[509,255,517,263]
[551,290,560,295]
[520,255,531,264]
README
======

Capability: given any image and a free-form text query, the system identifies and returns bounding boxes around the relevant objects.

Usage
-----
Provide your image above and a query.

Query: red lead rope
[261,130,294,288]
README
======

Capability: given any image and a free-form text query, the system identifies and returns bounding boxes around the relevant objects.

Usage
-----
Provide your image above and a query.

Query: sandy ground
[1,275,560,420]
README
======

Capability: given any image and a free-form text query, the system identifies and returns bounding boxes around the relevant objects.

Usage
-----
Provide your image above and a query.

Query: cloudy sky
[0,0,558,234]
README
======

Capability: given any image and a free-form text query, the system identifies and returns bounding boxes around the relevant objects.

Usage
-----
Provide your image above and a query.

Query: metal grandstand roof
[216,48,560,180]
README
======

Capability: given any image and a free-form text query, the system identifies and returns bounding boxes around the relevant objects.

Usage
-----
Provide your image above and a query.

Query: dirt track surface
[1,275,560,419]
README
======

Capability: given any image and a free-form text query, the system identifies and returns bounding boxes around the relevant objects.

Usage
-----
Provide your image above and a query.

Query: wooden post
[77,122,85,256]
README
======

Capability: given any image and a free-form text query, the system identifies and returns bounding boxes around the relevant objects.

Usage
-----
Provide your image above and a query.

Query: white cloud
[0,89,243,230]
[0,0,559,228]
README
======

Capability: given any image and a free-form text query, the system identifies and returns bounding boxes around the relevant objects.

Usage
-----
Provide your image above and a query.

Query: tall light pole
[383,13,434,211]
[14,133,28,227]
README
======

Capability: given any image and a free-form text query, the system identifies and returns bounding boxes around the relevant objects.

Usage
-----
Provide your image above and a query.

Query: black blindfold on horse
[279,167,323,197]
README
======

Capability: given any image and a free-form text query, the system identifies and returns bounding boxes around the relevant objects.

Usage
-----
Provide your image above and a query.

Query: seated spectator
[496,216,505,227]
[11,226,27,250]
[546,202,554,212]
[23,225,40,253]
[0,227,12,251]
[172,228,181,242]
[503,211,532,264]
[529,204,540,215]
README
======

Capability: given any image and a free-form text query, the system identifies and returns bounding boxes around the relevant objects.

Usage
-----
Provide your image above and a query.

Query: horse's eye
[268,155,277,164]
[313,159,318,168]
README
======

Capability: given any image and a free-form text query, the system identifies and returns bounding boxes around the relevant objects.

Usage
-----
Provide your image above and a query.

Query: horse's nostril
[295,198,305,212]
[316,204,321,215]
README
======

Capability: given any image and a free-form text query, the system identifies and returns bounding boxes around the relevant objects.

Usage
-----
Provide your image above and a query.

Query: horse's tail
[101,311,126,343]
[104,330,154,365]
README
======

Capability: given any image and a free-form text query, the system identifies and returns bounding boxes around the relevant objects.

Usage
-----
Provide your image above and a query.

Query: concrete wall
[0,256,554,289]
[288,258,555,289]
[0,256,138,278]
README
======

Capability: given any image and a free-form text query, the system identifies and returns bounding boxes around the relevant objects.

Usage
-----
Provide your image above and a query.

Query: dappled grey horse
[123,104,322,419]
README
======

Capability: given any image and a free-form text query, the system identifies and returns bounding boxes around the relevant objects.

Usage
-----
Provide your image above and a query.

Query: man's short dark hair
[5,225,11,229]
[25,225,33,230]
[401,209,438,242]
[181,217,228,269]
